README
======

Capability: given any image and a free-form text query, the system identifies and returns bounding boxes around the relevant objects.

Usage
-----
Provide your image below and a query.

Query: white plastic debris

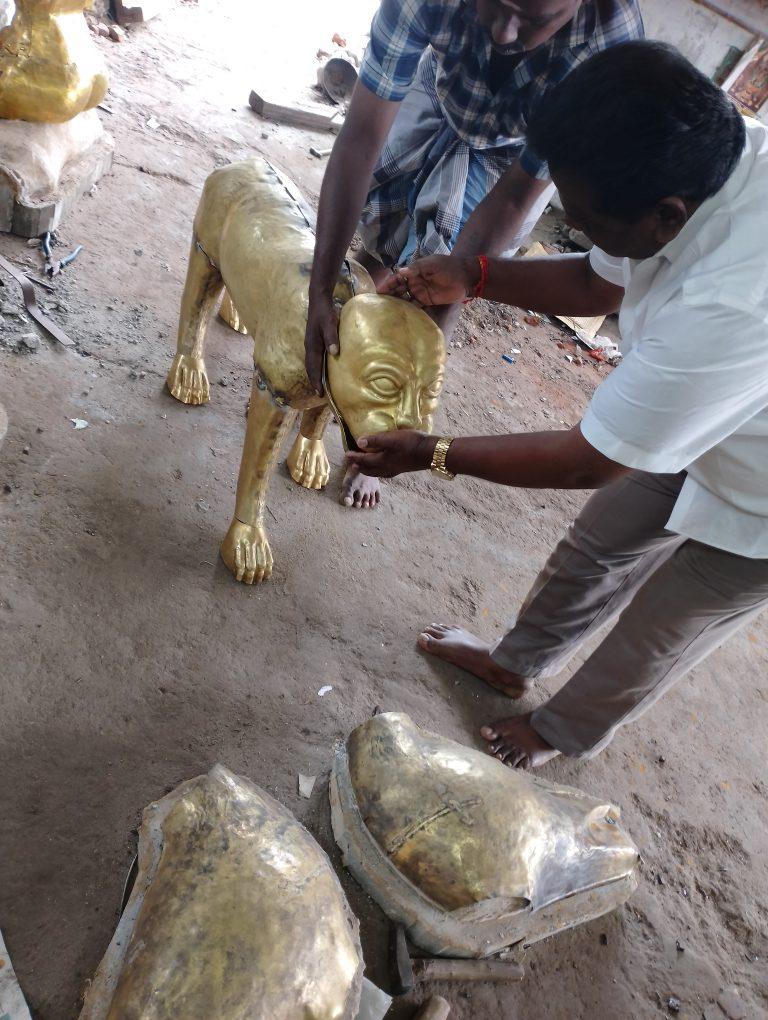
[354,978,393,1020]
[0,1,16,32]
[317,685,333,697]
[69,418,89,430]
[0,927,33,1020]
[298,774,317,798]
[510,347,521,355]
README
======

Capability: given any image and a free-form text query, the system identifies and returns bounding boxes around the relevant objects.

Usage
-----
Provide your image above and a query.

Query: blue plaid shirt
[360,0,644,176]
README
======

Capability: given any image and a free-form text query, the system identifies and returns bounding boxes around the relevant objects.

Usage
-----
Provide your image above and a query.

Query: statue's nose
[395,386,419,427]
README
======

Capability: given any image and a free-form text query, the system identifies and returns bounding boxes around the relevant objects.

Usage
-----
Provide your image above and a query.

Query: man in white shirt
[345,41,768,769]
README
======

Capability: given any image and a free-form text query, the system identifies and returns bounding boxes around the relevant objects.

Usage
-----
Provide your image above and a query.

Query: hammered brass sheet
[106,768,362,1019]
[168,159,446,583]
[329,294,444,441]
[347,713,638,914]
[0,1,108,122]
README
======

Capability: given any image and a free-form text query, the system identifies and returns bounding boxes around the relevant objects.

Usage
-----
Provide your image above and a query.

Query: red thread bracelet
[463,254,489,303]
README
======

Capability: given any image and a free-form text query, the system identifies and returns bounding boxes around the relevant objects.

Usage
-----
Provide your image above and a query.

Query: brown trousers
[490,471,768,758]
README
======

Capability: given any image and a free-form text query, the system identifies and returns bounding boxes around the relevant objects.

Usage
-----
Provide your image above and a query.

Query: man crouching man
[348,41,768,770]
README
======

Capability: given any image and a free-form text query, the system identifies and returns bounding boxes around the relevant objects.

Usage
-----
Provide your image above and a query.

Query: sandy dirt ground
[0,4,767,1018]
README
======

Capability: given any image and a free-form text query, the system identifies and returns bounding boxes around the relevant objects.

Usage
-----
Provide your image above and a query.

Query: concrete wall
[640,0,755,78]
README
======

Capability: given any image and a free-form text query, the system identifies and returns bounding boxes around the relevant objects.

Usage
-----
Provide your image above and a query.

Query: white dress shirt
[581,117,768,558]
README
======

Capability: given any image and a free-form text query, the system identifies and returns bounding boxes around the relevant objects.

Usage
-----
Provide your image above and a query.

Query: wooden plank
[249,90,343,133]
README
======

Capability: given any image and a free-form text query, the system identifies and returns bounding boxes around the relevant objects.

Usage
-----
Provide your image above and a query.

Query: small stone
[108,24,126,42]
[3,483,12,493]
[261,132,269,139]
[599,933,608,946]
[218,379,228,387]
[675,940,684,953]
[19,333,39,351]
[658,755,666,764]
[718,987,747,1020]
[134,248,144,257]
[22,446,30,455]
[656,873,665,886]
[667,997,681,1013]
[36,426,44,433]
[196,499,210,512]
[702,1007,724,1020]
[97,22,110,36]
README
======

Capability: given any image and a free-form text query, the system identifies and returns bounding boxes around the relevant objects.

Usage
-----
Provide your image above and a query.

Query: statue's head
[333,713,639,957]
[326,294,445,447]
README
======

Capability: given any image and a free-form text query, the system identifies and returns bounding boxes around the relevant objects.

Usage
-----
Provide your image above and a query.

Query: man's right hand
[305,289,340,394]
[378,256,480,308]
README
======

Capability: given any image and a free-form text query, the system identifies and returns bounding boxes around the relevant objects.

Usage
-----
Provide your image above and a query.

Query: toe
[480,726,498,741]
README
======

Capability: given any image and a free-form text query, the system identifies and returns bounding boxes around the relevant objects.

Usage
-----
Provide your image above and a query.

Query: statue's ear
[322,354,358,453]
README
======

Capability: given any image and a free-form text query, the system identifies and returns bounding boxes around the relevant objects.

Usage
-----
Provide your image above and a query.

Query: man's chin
[491,42,526,55]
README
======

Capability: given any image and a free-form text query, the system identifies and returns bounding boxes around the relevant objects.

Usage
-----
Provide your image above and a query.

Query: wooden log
[249,90,343,133]
[412,958,525,983]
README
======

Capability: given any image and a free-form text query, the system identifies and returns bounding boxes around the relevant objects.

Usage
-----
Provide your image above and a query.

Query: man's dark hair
[527,41,746,220]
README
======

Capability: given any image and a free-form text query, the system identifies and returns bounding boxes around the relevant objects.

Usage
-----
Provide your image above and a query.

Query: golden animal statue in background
[331,713,640,958]
[0,0,108,122]
[166,159,445,584]
[80,765,364,1019]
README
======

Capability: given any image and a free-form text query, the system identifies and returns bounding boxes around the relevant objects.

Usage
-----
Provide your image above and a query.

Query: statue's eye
[422,378,443,400]
[368,376,401,399]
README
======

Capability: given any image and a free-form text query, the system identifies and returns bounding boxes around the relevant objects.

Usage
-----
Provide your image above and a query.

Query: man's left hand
[345,430,437,478]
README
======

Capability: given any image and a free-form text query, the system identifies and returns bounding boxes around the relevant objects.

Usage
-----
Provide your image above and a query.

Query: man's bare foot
[340,463,381,509]
[481,713,559,770]
[417,624,533,699]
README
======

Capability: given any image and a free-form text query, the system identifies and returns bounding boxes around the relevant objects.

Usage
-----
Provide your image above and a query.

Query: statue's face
[328,295,445,441]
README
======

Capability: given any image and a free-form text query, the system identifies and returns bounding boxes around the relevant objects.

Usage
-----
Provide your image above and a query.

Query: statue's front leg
[167,240,223,406]
[286,404,333,490]
[220,375,297,584]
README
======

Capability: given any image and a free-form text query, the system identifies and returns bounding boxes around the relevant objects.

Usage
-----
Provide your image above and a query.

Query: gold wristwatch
[430,436,455,480]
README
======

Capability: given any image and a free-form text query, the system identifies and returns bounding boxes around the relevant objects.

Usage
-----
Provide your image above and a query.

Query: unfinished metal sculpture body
[166,158,445,583]
[80,765,363,1020]
[331,713,640,958]
[0,0,108,122]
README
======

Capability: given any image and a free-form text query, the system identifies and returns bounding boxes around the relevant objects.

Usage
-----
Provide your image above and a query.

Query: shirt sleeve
[581,301,768,473]
[589,246,626,287]
[518,145,550,181]
[359,0,432,101]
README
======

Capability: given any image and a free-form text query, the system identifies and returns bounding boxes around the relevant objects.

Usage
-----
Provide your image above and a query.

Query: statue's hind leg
[166,240,223,405]
[286,404,333,490]
[220,375,298,584]
[218,289,249,334]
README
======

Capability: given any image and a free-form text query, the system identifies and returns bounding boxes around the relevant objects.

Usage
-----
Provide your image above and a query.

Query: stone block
[113,0,173,24]
[0,110,113,237]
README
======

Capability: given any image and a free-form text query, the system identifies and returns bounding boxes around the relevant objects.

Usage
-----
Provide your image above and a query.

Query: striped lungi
[358,51,554,267]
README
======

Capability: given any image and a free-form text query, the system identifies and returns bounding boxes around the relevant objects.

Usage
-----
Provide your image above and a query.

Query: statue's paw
[286,435,330,490]
[220,520,273,584]
[166,354,210,405]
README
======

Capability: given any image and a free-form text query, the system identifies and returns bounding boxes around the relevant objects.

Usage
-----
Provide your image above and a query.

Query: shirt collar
[562,0,597,49]
[656,126,752,264]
